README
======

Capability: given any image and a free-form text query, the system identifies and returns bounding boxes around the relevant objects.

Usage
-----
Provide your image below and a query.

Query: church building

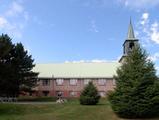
[32,20,138,97]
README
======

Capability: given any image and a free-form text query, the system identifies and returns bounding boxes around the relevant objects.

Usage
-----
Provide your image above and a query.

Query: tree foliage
[108,46,159,118]
[0,34,38,96]
[80,81,100,105]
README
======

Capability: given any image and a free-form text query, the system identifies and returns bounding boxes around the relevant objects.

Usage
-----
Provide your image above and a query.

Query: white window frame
[98,79,106,86]
[84,79,91,85]
[56,79,64,85]
[70,79,77,85]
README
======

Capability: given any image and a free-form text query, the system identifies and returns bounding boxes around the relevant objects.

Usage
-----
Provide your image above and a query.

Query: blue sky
[0,0,159,73]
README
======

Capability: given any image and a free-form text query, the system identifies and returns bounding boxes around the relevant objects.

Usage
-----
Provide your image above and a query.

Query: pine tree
[80,81,100,105]
[0,34,15,96]
[0,34,38,96]
[12,43,38,93]
[108,46,159,118]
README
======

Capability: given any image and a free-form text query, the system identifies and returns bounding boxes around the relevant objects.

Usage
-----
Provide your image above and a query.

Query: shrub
[80,82,100,105]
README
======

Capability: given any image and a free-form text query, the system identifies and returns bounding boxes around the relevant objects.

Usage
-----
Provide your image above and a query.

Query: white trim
[98,79,106,85]
[56,79,64,85]
[69,79,77,85]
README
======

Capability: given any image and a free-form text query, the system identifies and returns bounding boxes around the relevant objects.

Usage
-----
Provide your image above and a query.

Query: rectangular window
[56,79,64,85]
[42,91,49,96]
[42,79,50,86]
[98,79,106,85]
[70,79,77,85]
[69,91,77,97]
[84,79,91,85]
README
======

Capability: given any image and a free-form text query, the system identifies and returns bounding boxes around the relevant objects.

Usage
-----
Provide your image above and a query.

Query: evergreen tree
[0,34,38,96]
[12,43,38,93]
[0,34,15,96]
[80,81,100,105]
[108,46,159,118]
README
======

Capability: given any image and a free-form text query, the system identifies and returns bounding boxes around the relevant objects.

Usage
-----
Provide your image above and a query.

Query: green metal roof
[33,62,120,78]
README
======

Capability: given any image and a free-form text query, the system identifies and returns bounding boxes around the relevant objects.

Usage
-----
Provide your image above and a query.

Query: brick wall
[35,78,115,97]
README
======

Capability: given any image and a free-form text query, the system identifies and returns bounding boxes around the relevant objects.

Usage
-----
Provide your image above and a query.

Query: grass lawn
[0,99,159,120]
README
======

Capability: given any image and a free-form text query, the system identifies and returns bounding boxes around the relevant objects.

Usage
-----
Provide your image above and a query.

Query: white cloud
[24,45,31,54]
[156,66,159,71]
[150,22,159,44]
[65,59,117,63]
[0,17,8,28]
[136,12,159,46]
[0,16,22,38]
[5,1,24,17]
[155,66,159,75]
[142,13,149,20]
[119,0,159,9]
[91,59,117,62]
[148,53,159,62]
[89,20,99,33]
[0,1,29,39]
[140,13,149,25]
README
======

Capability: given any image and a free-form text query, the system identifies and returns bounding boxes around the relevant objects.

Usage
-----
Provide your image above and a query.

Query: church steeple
[119,19,139,63]
[127,18,135,39]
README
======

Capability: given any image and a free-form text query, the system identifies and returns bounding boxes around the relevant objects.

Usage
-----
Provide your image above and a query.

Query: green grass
[0,99,159,120]
[18,96,57,102]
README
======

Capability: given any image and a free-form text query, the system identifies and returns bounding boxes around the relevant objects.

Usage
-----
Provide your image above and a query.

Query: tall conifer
[109,46,159,118]
[0,34,38,96]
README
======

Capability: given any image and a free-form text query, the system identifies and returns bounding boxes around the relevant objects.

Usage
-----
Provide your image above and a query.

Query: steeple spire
[119,18,139,63]
[127,18,135,39]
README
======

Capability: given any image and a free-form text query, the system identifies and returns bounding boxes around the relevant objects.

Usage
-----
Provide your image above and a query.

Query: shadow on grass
[0,103,25,115]
[113,110,159,120]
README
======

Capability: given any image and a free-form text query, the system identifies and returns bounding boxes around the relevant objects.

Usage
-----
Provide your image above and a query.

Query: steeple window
[129,42,134,49]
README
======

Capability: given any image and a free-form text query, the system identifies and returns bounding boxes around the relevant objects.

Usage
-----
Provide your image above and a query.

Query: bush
[80,82,100,105]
